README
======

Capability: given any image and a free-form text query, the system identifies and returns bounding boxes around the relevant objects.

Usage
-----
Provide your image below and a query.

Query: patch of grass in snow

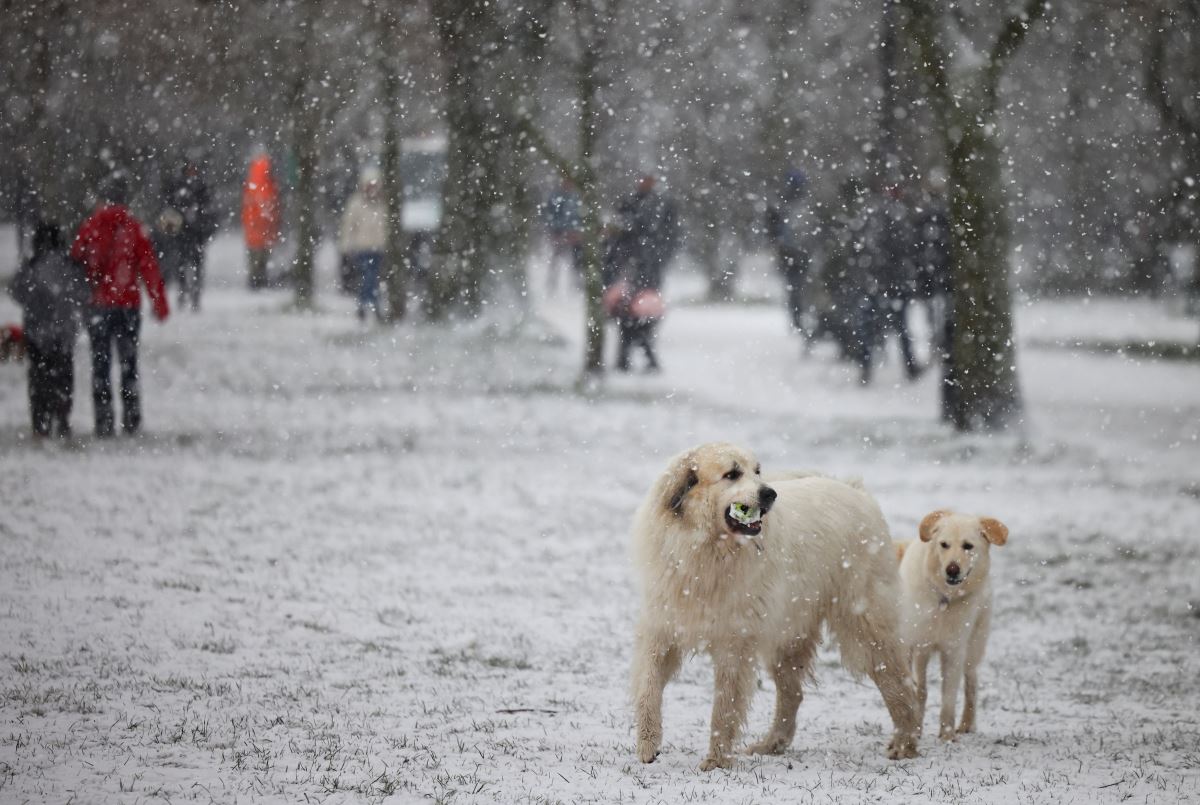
[154,577,202,593]
[3,680,102,715]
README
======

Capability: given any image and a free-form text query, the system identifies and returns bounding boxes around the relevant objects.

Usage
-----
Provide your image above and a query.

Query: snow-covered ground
[1,233,1198,803]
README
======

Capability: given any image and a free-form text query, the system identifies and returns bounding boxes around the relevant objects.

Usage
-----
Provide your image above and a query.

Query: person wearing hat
[70,172,170,437]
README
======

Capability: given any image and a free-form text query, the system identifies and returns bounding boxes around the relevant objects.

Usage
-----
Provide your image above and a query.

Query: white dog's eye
[755,465,762,475]
[963,542,974,551]
[939,541,950,550]
[724,468,743,481]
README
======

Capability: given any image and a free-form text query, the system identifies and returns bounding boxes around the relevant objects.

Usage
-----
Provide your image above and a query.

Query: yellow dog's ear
[919,510,951,542]
[980,517,1008,546]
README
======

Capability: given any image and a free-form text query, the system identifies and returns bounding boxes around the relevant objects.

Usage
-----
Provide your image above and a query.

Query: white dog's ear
[667,466,699,516]
[980,517,1008,546]
[919,510,950,542]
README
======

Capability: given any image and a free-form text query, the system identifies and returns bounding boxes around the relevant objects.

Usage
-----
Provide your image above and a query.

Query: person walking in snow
[765,168,815,342]
[609,175,678,372]
[162,160,216,311]
[9,221,90,438]
[242,152,280,290]
[338,169,388,321]
[542,178,583,294]
[71,173,170,437]
[863,183,922,381]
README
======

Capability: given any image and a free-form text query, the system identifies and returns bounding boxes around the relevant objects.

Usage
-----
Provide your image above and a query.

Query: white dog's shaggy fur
[895,510,1008,741]
[630,443,920,770]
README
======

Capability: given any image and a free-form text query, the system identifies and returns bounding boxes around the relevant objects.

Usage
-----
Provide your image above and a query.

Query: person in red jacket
[242,153,280,290]
[71,173,170,437]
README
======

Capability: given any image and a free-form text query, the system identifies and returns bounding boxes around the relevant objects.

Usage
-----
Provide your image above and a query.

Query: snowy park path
[1,240,1199,803]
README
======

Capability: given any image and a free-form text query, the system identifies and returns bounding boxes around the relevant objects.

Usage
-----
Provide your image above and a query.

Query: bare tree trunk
[378,2,407,322]
[289,3,321,310]
[426,0,498,321]
[945,128,1021,429]
[1145,6,1200,314]
[902,0,1043,430]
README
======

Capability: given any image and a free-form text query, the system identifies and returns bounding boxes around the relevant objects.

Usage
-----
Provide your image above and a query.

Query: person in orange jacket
[71,172,170,437]
[242,152,280,289]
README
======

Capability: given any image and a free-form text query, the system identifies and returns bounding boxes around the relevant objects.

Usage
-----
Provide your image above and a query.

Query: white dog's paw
[938,725,958,742]
[745,734,790,755]
[637,741,661,764]
[699,754,733,771]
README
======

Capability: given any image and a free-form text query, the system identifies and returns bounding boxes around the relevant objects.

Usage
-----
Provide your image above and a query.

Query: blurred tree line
[1,0,1196,426]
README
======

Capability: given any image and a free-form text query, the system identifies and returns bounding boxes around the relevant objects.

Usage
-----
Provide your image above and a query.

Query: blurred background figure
[865,182,922,382]
[605,175,679,372]
[8,221,89,439]
[242,152,280,291]
[542,177,583,294]
[338,168,388,322]
[821,176,876,382]
[161,160,215,311]
[71,172,170,437]
[765,168,815,347]
[152,208,185,293]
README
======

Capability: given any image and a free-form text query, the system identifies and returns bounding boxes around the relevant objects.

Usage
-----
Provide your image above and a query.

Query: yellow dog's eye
[724,468,743,481]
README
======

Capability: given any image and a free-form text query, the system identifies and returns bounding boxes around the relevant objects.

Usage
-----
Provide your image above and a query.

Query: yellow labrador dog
[895,510,1008,741]
[630,443,920,771]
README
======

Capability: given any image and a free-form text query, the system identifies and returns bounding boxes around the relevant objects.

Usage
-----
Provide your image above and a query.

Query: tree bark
[901,0,1043,430]
[289,2,322,310]
[378,2,407,322]
[426,0,498,321]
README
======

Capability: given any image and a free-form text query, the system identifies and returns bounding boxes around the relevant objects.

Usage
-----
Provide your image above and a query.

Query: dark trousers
[26,341,74,437]
[248,248,270,290]
[859,295,919,384]
[616,318,659,371]
[88,307,141,436]
[354,251,383,317]
[179,255,205,310]
[777,247,809,333]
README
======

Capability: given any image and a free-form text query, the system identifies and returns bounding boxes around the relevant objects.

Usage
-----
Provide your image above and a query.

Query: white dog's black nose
[758,486,777,511]
[946,562,961,579]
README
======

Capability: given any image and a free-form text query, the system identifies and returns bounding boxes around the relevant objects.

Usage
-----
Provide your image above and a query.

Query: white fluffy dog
[630,443,920,770]
[896,509,1008,741]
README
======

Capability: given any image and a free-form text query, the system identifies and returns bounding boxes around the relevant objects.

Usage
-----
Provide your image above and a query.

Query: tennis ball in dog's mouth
[728,503,762,525]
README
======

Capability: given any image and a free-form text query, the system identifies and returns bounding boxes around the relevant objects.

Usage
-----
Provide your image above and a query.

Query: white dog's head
[650,443,778,546]
[919,509,1008,593]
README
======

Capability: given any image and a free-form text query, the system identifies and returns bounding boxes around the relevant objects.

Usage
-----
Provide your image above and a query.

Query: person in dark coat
[611,176,679,372]
[162,161,216,311]
[765,168,815,341]
[71,173,170,437]
[8,221,91,438]
[913,182,956,420]
[862,184,921,382]
[819,177,877,381]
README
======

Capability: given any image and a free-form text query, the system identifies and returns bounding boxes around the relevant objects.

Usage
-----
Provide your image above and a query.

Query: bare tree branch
[982,0,1048,106]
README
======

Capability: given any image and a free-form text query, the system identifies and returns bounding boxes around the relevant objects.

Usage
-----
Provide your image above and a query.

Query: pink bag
[602,281,630,318]
[629,289,665,321]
